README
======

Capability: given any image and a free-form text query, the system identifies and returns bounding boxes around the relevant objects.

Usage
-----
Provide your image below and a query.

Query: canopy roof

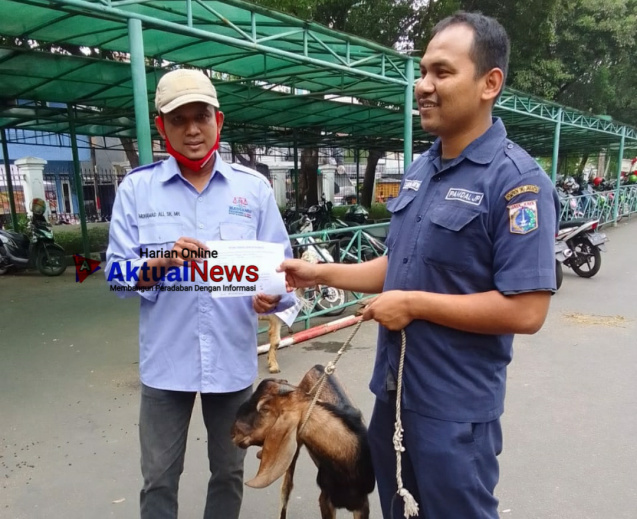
[0,0,636,155]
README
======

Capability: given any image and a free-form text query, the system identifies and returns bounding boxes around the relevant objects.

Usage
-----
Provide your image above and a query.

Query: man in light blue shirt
[106,68,295,519]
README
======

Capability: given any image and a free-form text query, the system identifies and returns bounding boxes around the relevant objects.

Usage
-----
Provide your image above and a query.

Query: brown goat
[231,365,375,519]
[259,249,319,374]
[259,313,287,374]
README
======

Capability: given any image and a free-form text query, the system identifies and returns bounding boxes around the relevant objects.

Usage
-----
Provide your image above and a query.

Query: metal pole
[231,142,236,163]
[128,18,153,165]
[355,148,360,203]
[186,0,193,27]
[551,108,562,184]
[612,127,626,225]
[51,0,408,87]
[293,131,299,209]
[1,129,18,231]
[403,58,414,173]
[68,105,91,259]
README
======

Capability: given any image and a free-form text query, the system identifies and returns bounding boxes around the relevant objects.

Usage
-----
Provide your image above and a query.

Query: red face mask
[156,111,222,171]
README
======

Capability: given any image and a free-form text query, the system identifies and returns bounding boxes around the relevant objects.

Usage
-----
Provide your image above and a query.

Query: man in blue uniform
[279,12,560,519]
[106,68,295,519]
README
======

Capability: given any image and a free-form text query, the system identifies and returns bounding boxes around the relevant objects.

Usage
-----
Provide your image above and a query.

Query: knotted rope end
[398,488,420,518]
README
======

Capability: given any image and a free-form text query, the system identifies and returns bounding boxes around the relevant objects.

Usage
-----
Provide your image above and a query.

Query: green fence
[261,185,637,336]
[559,185,637,226]
[259,223,389,333]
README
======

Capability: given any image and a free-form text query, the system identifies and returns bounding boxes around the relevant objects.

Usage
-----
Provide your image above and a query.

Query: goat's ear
[245,412,298,488]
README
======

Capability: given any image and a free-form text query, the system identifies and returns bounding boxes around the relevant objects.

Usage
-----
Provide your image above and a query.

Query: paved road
[1,220,636,519]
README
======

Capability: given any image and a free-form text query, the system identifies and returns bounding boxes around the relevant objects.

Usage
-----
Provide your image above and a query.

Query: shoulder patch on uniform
[504,184,540,201]
[126,160,163,176]
[230,163,270,186]
[503,141,539,176]
[403,179,422,191]
[508,200,538,234]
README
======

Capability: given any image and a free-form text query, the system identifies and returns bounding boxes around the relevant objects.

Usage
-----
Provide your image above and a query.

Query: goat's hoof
[268,365,281,374]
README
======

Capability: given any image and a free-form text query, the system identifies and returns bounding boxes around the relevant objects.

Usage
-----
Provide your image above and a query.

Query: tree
[252,0,420,206]
[361,148,383,208]
[412,0,637,124]
[120,137,140,169]
[410,0,637,176]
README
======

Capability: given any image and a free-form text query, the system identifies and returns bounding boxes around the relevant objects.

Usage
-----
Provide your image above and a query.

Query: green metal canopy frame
[1,0,636,153]
[1,0,636,229]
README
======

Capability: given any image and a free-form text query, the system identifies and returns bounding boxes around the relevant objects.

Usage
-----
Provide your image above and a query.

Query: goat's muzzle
[231,422,256,449]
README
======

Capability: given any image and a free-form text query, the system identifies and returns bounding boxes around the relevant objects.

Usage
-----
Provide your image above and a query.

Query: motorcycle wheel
[555,260,563,291]
[315,285,346,316]
[569,238,601,278]
[36,248,67,276]
[0,245,9,275]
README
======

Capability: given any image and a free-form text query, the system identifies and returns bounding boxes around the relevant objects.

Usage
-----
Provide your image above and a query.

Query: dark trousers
[139,383,252,519]
[368,396,503,519]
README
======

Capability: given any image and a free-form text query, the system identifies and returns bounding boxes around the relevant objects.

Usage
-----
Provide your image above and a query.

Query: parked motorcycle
[0,200,67,276]
[554,218,608,289]
[283,210,347,316]
[341,204,389,243]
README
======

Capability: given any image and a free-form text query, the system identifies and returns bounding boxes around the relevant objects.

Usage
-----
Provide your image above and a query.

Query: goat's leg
[278,446,300,519]
[267,316,281,373]
[353,497,370,519]
[318,491,336,519]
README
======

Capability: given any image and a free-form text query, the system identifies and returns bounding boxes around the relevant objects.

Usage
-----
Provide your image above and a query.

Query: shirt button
[199,223,204,229]
[198,197,204,203]
[402,258,408,264]
[507,143,514,149]
[434,176,440,182]
[416,216,422,222]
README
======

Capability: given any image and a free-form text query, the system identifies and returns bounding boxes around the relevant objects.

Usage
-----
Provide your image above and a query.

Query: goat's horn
[278,384,296,395]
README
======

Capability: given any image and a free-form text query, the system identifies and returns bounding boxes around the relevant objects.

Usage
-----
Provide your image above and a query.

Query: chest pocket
[219,222,257,240]
[138,222,183,249]
[385,191,418,251]
[387,190,417,213]
[423,205,481,272]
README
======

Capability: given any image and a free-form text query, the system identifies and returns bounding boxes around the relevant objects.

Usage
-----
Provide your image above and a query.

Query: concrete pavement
[1,219,636,518]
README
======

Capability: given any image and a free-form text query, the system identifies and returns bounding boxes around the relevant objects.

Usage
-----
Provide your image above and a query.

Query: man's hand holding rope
[361,291,414,330]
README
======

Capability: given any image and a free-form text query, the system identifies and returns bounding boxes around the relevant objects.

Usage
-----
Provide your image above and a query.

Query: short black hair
[432,11,510,95]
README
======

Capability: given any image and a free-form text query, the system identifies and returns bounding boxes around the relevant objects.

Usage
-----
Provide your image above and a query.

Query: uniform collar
[428,117,507,166]
[158,152,231,183]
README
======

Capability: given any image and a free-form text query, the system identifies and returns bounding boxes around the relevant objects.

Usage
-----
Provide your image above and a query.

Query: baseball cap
[155,69,220,114]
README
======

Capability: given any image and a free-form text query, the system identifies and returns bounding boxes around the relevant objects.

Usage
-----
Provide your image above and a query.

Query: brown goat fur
[231,365,375,519]
[259,249,319,374]
[259,313,286,374]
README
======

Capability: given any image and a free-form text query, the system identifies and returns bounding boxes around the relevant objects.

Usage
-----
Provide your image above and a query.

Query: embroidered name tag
[228,196,252,218]
[504,184,540,201]
[445,188,484,206]
[229,206,252,218]
[508,200,538,234]
[403,179,422,191]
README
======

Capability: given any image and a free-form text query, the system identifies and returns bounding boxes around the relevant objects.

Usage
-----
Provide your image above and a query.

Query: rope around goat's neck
[393,329,419,518]
[298,319,363,434]
[297,320,419,518]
